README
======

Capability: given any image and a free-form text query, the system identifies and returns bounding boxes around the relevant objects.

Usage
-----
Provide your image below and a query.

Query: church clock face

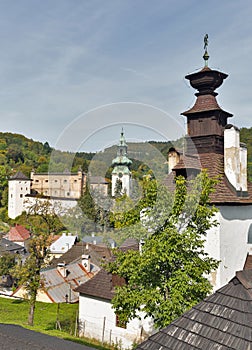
[118,172,123,178]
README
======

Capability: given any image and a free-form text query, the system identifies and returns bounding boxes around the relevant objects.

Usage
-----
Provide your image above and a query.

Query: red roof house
[5,224,31,248]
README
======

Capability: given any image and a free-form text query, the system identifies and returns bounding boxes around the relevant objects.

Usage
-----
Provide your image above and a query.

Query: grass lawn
[0,296,110,349]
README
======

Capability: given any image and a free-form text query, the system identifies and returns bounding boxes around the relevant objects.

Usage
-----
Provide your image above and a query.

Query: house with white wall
[4,224,31,250]
[75,268,153,349]
[48,232,78,260]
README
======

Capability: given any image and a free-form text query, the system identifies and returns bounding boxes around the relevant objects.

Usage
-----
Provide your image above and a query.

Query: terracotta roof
[75,268,115,300]
[6,225,30,242]
[0,323,94,350]
[137,270,252,349]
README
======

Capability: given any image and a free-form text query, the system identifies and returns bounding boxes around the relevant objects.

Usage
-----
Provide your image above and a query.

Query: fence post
[102,317,106,345]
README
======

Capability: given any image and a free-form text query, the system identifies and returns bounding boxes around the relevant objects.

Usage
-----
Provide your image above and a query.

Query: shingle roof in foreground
[0,323,94,350]
[137,270,252,350]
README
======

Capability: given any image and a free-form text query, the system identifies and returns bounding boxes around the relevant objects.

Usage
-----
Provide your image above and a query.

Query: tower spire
[111,130,132,197]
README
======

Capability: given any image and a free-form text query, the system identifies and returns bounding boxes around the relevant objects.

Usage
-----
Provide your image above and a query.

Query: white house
[75,269,153,349]
[167,49,252,291]
[49,232,78,260]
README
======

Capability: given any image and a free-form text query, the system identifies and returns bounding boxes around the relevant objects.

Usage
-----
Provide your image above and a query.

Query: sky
[1,0,252,152]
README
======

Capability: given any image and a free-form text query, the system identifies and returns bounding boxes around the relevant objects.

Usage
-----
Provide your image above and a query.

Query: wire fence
[78,317,145,349]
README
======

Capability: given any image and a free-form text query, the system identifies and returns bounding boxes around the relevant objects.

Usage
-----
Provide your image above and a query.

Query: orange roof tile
[8,224,30,242]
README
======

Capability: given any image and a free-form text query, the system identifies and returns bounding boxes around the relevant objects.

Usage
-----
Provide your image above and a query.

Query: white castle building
[8,170,108,219]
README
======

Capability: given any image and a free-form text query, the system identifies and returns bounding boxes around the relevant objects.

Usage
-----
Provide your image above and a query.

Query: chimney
[168,148,180,174]
[239,142,247,192]
[82,254,91,272]
[224,126,247,192]
[57,262,68,278]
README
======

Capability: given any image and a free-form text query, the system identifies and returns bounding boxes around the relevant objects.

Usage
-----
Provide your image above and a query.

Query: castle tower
[8,171,31,219]
[111,129,132,197]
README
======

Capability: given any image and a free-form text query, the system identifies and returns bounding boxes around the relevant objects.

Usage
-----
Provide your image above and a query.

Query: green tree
[106,171,219,329]
[0,254,16,276]
[114,178,123,198]
[79,184,97,221]
[11,199,63,326]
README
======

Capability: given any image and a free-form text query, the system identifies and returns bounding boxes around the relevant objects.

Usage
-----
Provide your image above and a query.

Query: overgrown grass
[0,296,110,349]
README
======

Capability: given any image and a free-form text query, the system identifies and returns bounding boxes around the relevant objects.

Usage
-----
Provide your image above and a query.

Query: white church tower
[8,171,31,219]
[111,129,132,197]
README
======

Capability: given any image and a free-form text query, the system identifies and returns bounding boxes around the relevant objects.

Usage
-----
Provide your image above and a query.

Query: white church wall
[204,211,221,289]
[205,205,252,290]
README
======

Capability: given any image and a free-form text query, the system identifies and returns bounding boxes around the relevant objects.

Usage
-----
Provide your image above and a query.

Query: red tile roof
[7,225,30,242]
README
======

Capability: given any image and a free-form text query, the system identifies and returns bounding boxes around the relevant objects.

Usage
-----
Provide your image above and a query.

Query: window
[20,194,23,198]
[45,180,48,183]
[248,224,252,243]
[115,314,126,329]
[64,179,67,183]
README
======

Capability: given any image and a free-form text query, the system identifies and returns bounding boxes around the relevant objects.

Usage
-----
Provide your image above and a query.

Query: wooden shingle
[137,270,252,349]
